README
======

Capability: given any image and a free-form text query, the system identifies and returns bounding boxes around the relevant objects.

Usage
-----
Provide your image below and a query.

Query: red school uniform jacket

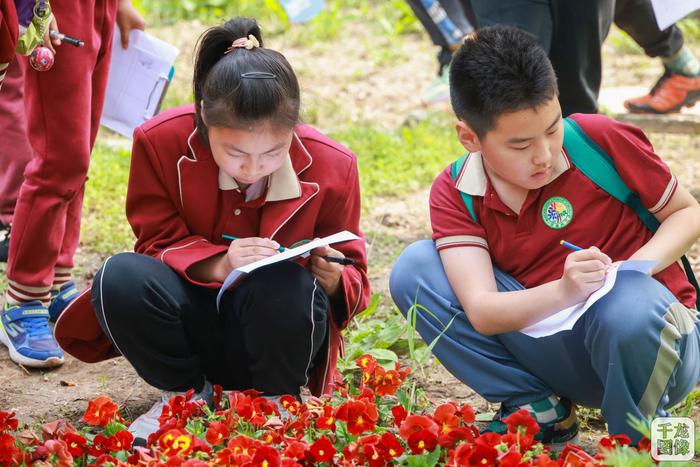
[55,105,371,396]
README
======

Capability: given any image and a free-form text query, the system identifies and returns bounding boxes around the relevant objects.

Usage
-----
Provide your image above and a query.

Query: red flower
[283,440,309,461]
[279,395,303,416]
[93,454,120,466]
[315,404,336,432]
[82,395,120,427]
[459,404,476,423]
[439,425,476,448]
[407,429,438,454]
[533,453,560,466]
[106,430,133,452]
[44,439,73,467]
[42,420,78,440]
[205,421,230,446]
[391,405,408,429]
[499,450,529,467]
[637,436,651,452]
[250,445,281,467]
[334,399,378,436]
[379,432,404,459]
[63,432,87,457]
[468,443,499,466]
[0,412,19,432]
[363,443,389,467]
[399,414,439,440]
[88,434,110,457]
[227,434,262,457]
[504,409,540,437]
[434,403,461,438]
[309,435,335,463]
[0,433,22,465]
[158,429,194,457]
[598,433,631,452]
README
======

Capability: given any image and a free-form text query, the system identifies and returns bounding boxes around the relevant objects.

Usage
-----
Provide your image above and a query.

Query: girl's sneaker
[0,301,64,367]
[48,281,80,322]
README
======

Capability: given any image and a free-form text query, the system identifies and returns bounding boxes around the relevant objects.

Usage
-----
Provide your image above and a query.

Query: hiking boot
[624,69,700,114]
[0,223,10,263]
[0,301,64,367]
[129,381,213,446]
[421,64,451,107]
[483,398,579,447]
[48,281,80,322]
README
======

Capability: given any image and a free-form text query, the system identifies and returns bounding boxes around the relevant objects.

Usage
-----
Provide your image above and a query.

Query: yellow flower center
[356,416,364,425]
[418,441,425,449]
[319,450,324,456]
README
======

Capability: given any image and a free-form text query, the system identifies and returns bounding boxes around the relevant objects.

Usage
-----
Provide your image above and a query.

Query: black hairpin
[241,72,277,79]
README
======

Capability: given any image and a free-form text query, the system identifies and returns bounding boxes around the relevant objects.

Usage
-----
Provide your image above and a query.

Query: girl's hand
[116,0,146,49]
[310,244,345,298]
[558,247,612,302]
[226,237,280,269]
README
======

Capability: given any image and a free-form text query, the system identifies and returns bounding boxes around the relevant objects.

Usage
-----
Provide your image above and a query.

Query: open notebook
[520,259,659,338]
[216,230,360,308]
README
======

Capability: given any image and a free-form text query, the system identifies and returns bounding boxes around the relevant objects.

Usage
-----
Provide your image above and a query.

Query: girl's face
[208,123,294,189]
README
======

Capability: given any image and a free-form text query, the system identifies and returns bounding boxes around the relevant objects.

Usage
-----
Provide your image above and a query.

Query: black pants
[411,0,684,115]
[473,0,684,115]
[92,253,329,396]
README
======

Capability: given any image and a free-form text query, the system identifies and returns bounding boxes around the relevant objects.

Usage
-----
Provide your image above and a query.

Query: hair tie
[225,34,260,54]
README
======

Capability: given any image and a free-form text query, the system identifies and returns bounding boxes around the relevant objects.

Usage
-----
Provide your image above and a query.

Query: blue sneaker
[0,301,64,367]
[48,281,79,322]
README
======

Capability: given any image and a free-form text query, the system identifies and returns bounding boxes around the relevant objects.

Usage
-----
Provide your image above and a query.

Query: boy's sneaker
[624,69,700,114]
[48,281,80,322]
[0,301,64,367]
[421,65,451,107]
[129,381,213,446]
[0,223,10,263]
[483,398,579,447]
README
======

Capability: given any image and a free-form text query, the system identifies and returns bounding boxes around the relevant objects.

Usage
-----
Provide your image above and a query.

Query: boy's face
[456,97,564,191]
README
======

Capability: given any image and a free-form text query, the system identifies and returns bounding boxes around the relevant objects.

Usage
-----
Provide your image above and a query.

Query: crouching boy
[390,26,700,444]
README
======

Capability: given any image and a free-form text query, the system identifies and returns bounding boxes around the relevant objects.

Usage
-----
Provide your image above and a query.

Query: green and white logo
[541,196,573,229]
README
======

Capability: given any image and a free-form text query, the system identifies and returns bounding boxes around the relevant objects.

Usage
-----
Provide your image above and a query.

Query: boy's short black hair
[449,26,559,138]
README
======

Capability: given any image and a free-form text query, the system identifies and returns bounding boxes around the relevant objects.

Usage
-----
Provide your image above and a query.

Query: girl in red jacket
[55,17,370,443]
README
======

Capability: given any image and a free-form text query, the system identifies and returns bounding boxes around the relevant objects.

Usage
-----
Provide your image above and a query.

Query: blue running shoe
[0,301,64,367]
[48,281,80,322]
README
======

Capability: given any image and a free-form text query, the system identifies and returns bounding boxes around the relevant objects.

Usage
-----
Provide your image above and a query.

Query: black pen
[50,30,84,47]
[323,256,355,266]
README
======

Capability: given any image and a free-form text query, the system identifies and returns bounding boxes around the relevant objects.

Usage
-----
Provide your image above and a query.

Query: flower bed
[0,355,655,466]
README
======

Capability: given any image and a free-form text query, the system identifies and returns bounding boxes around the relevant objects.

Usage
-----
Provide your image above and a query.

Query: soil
[1,19,698,455]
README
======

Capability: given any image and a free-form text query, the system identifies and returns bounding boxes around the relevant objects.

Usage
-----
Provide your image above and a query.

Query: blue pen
[222,234,286,252]
[559,240,583,251]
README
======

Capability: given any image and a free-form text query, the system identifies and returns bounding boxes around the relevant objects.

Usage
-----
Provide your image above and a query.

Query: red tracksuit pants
[6,0,118,302]
[0,58,32,225]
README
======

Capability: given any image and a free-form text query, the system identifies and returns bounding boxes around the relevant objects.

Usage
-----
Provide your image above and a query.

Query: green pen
[222,234,286,252]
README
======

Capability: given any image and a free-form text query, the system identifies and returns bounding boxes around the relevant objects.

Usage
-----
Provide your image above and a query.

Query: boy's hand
[310,244,344,298]
[116,0,146,49]
[559,247,612,302]
[226,237,280,269]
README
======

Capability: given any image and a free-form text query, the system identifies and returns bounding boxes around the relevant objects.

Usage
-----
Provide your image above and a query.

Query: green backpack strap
[562,118,660,232]
[450,154,479,223]
[563,118,700,309]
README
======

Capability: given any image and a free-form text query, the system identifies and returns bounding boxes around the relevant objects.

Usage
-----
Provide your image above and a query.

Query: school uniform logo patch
[541,196,573,229]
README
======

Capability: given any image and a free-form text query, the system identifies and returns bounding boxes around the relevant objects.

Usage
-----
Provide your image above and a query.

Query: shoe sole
[0,324,64,368]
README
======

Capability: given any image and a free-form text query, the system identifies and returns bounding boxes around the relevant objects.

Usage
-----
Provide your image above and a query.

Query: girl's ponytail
[192,17,300,142]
